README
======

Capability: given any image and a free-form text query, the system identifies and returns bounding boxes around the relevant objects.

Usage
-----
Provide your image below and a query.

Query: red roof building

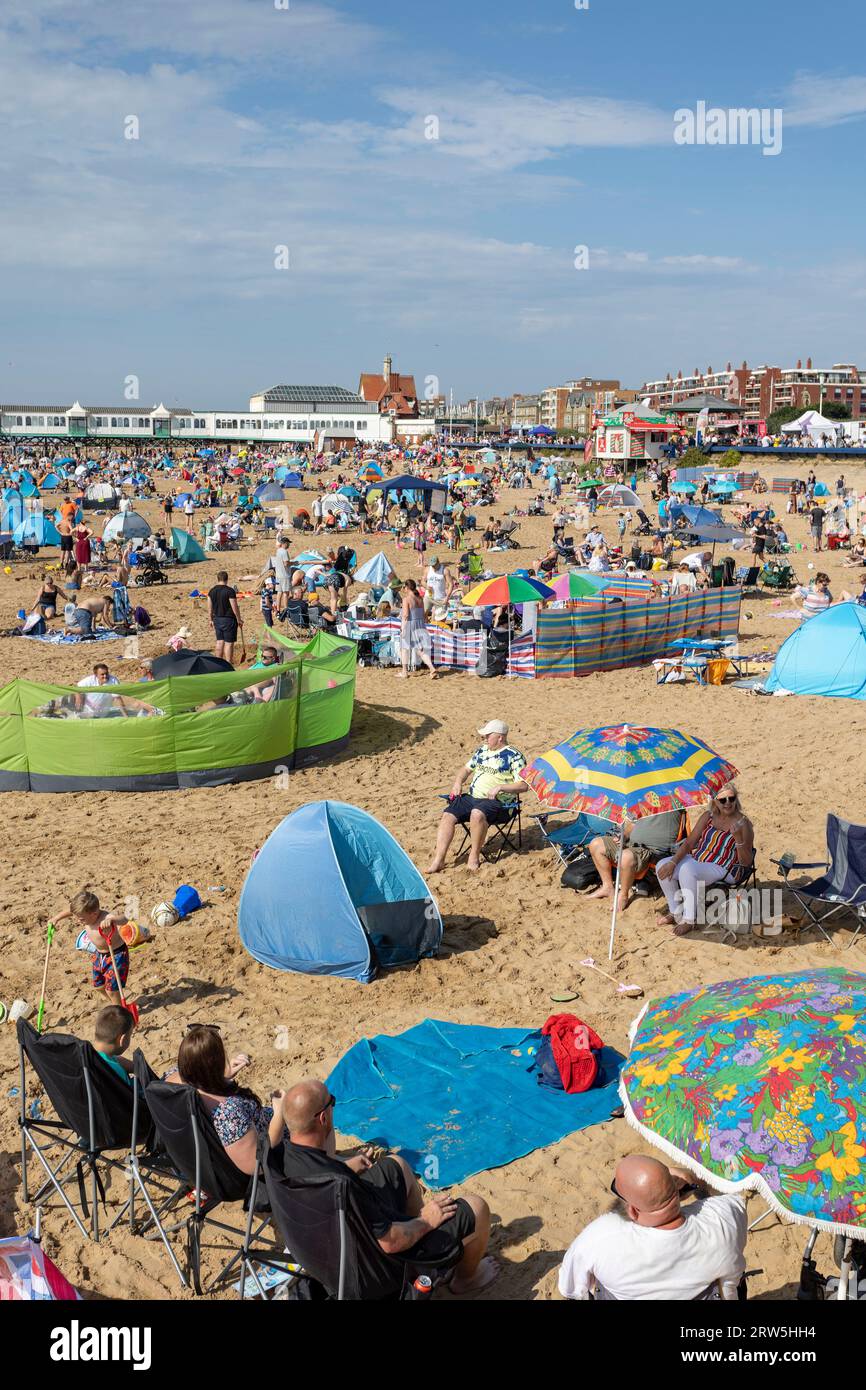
[358,355,419,418]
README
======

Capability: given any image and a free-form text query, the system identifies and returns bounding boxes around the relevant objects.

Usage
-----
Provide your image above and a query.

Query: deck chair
[736,565,761,595]
[772,815,866,947]
[259,1139,462,1301]
[16,1020,174,1244]
[137,1055,292,1296]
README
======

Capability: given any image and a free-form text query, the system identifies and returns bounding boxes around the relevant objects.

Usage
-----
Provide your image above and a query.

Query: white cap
[478,719,509,736]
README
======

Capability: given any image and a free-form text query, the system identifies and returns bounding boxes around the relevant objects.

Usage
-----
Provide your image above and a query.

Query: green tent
[0,630,356,792]
[171,527,206,563]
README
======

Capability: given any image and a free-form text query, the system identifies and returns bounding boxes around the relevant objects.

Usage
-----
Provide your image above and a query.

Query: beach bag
[133,605,151,629]
[560,850,600,893]
[536,1014,605,1094]
[173,884,201,918]
[21,613,46,635]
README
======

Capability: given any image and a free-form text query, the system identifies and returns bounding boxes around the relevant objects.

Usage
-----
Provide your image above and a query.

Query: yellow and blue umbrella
[620,967,866,1241]
[524,725,738,957]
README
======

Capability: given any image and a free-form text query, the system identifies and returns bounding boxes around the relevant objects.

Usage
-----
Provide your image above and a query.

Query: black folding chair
[772,814,866,947]
[259,1139,461,1301]
[16,1020,176,1245]
[137,1054,292,1296]
[453,796,523,864]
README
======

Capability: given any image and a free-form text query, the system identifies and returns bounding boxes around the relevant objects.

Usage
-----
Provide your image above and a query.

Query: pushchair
[555,536,578,565]
[759,558,796,591]
[493,521,520,550]
[633,509,653,536]
[134,553,168,586]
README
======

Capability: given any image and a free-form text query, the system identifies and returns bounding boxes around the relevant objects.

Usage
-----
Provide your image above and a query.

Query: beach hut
[103,510,151,542]
[765,602,866,700]
[170,527,206,563]
[238,801,442,983]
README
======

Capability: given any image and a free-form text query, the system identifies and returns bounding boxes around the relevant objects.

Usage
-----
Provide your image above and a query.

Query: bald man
[277,1079,497,1295]
[558,1154,747,1301]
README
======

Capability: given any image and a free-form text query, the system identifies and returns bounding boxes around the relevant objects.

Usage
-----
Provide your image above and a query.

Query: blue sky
[2,0,865,406]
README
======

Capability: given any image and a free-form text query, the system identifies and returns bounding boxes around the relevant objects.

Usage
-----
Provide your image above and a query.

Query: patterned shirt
[467,744,527,805]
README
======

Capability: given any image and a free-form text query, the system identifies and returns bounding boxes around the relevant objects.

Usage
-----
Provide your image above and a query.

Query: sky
[2,0,866,406]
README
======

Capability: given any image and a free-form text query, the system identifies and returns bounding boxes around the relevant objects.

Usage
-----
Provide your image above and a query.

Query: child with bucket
[50,888,146,1010]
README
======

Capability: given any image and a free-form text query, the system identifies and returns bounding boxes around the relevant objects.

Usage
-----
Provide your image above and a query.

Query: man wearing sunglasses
[277,1079,498,1295]
[559,1154,747,1301]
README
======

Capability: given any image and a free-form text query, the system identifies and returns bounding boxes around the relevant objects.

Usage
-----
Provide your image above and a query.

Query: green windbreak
[0,639,356,790]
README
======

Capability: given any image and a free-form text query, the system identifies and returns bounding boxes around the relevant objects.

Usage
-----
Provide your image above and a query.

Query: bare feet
[672,921,693,937]
[467,856,482,871]
[450,1256,500,1296]
[427,861,444,875]
[656,911,676,925]
[588,885,613,900]
[396,672,409,679]
[617,891,632,913]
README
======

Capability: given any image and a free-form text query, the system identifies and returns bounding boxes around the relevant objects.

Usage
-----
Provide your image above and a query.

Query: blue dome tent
[13,514,61,546]
[254,482,285,502]
[238,801,442,982]
[765,602,866,700]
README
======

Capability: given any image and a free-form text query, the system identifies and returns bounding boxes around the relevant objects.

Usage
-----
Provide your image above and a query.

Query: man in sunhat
[428,720,527,873]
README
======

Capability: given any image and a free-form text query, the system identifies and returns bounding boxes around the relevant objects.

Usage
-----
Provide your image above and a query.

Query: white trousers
[657,855,731,925]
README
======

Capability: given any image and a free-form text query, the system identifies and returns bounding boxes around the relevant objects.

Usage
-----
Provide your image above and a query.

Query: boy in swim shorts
[51,889,131,1005]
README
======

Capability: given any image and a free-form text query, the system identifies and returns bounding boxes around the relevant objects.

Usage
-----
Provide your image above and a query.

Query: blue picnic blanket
[20,628,122,644]
[327,1019,624,1188]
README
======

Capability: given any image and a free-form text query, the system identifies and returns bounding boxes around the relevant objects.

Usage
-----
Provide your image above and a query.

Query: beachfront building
[358,356,419,418]
[641,358,866,425]
[511,394,543,431]
[0,387,397,447]
[593,408,679,464]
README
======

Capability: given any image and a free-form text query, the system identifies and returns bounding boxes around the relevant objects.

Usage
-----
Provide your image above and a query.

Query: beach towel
[327,1019,624,1188]
[20,628,122,644]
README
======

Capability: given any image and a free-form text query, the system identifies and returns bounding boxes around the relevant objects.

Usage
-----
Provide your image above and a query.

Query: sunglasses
[185,1022,222,1033]
[317,1093,337,1117]
[715,795,738,805]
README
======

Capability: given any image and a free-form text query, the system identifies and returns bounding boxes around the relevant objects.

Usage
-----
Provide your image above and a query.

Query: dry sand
[1,458,864,1301]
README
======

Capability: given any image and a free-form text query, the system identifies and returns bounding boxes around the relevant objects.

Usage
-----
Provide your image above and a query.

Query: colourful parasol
[620,967,866,1237]
[548,571,612,600]
[463,574,555,606]
[523,724,737,957]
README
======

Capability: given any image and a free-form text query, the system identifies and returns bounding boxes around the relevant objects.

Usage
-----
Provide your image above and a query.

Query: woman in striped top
[656,787,754,937]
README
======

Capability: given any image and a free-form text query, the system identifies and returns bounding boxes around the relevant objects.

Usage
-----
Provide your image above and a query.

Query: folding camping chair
[137,1056,294,1296]
[736,565,761,596]
[259,1139,462,1301]
[771,814,866,947]
[531,810,614,868]
[16,1020,180,1246]
[441,794,524,864]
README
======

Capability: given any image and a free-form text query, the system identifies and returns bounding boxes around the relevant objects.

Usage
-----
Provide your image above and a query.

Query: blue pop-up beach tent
[254,482,285,502]
[765,602,866,700]
[13,514,60,546]
[353,550,394,586]
[238,801,442,982]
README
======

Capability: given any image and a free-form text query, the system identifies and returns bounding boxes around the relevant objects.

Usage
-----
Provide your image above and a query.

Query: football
[150,902,180,929]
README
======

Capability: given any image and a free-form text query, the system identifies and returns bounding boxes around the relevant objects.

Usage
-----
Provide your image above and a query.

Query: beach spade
[98,927,140,1025]
[36,921,57,1033]
[579,957,643,999]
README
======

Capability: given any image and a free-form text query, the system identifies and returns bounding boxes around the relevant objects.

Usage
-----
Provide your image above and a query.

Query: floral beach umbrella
[620,967,866,1237]
[523,725,738,958]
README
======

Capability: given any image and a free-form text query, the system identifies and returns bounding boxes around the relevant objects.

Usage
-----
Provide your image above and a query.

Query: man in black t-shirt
[276,1079,498,1295]
[207,569,243,663]
[809,504,825,553]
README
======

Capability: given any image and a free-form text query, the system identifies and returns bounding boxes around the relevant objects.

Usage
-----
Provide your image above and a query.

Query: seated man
[586,811,682,911]
[428,719,527,873]
[559,1154,747,1301]
[278,1079,497,1295]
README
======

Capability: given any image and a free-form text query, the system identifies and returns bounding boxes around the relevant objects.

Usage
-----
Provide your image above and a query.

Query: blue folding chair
[772,814,866,948]
[531,811,614,867]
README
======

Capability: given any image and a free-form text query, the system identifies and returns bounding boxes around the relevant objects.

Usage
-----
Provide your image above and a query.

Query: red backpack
[539,1014,604,1094]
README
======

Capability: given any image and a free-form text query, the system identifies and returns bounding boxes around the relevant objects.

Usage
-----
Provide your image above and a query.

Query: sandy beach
[1,458,865,1301]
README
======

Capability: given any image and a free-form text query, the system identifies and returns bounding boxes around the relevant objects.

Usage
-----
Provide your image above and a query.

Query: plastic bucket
[119,920,151,948]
